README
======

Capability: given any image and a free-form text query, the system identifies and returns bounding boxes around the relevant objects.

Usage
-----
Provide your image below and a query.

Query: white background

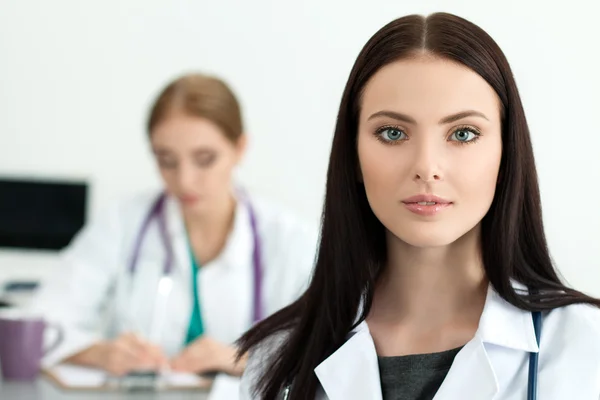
[1,0,599,295]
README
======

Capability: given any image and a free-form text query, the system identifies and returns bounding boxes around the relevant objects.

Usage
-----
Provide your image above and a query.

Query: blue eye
[450,128,479,143]
[378,127,407,143]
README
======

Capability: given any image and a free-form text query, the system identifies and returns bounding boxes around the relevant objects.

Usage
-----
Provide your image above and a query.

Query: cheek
[358,137,409,200]
[452,145,502,209]
[206,157,237,186]
[158,169,177,190]
[432,143,502,245]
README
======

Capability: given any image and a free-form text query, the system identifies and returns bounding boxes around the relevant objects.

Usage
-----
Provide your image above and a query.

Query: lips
[401,195,452,216]
[179,195,200,204]
[402,195,451,204]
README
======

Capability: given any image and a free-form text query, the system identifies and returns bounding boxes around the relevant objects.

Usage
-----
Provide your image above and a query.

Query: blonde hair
[147,73,243,143]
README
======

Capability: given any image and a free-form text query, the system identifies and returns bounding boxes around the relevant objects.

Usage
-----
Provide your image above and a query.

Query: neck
[183,192,237,264]
[368,225,488,354]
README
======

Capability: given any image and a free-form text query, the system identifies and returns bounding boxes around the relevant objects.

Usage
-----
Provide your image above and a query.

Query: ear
[234,134,248,163]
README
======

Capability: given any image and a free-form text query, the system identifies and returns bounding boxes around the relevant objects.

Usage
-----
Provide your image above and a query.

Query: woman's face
[151,113,245,215]
[357,55,503,248]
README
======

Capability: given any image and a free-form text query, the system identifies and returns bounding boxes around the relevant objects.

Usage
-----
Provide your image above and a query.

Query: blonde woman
[32,74,317,397]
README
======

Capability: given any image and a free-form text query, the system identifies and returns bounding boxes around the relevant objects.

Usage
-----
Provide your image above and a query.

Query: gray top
[377,347,462,400]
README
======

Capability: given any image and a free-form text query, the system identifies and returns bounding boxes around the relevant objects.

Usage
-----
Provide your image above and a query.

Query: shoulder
[94,189,164,236]
[246,194,319,248]
[86,189,161,223]
[540,302,600,376]
[69,189,163,247]
[543,302,600,344]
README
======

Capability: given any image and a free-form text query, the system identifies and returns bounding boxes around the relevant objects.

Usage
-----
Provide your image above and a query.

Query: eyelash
[195,156,216,168]
[158,158,177,169]
[156,155,216,169]
[373,125,406,145]
[451,125,482,145]
[373,124,483,145]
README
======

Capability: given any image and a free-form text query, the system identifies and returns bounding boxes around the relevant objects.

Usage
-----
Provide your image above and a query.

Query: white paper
[49,364,106,388]
[160,369,207,387]
[47,364,208,389]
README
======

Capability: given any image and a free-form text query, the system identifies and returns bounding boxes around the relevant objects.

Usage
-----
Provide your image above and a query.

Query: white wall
[1,0,599,294]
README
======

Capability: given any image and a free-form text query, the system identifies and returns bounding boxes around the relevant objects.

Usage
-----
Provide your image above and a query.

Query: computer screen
[0,177,88,250]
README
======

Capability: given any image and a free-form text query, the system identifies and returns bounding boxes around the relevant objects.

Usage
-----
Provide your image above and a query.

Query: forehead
[151,114,232,150]
[360,56,501,123]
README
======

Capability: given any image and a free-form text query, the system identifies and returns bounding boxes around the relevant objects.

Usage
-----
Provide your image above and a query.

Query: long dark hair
[238,12,600,399]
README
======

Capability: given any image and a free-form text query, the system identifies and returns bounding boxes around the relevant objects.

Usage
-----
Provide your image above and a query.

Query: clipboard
[42,364,213,392]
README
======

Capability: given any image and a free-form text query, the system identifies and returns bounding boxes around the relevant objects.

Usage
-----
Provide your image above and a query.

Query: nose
[412,139,443,183]
[175,163,197,192]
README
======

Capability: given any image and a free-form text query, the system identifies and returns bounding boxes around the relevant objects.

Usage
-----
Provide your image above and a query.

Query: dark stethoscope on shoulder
[126,192,265,340]
[281,311,542,400]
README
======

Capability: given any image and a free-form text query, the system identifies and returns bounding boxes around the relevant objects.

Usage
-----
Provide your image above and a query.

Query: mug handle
[43,322,64,356]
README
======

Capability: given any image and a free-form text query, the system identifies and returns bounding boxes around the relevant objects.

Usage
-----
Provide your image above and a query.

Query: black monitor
[0,177,88,250]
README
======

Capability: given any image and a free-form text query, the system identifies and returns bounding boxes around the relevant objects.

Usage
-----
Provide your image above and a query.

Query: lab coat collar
[163,191,253,273]
[314,282,537,400]
[476,281,539,353]
[164,193,185,237]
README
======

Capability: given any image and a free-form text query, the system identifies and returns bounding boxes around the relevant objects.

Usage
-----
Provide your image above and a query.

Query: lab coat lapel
[164,194,192,279]
[160,195,193,348]
[313,323,498,400]
[314,322,383,400]
[432,338,498,400]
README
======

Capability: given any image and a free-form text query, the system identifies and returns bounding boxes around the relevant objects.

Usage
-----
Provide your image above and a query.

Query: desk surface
[0,377,210,400]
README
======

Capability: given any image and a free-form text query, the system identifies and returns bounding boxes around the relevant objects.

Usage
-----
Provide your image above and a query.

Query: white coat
[241,283,600,399]
[31,189,318,399]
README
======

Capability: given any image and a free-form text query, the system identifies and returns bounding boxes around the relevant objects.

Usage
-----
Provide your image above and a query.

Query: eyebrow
[152,147,215,155]
[367,110,489,124]
[439,110,489,124]
[193,148,216,156]
[152,148,172,156]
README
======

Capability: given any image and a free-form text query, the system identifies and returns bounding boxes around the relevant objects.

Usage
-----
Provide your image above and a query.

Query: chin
[389,219,484,250]
[395,232,459,248]
[387,219,475,249]
[180,200,208,213]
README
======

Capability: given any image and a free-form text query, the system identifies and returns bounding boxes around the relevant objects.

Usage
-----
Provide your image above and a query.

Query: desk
[0,377,210,400]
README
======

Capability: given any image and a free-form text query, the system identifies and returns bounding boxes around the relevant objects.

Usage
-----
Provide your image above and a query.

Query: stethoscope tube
[528,311,542,400]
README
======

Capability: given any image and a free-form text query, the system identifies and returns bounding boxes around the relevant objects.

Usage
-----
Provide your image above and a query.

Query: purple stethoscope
[127,192,265,331]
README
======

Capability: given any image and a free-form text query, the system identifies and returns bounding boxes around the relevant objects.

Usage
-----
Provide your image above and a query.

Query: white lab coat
[31,189,318,399]
[241,283,600,399]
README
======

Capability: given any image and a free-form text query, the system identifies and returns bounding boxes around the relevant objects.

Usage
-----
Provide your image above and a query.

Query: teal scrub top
[185,247,204,344]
